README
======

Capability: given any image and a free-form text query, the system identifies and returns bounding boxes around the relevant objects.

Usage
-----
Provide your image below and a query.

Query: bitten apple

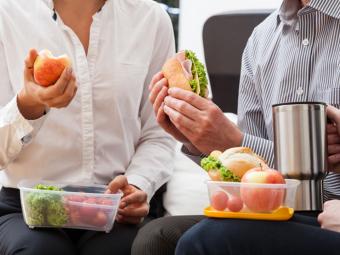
[33,49,71,87]
[240,167,285,213]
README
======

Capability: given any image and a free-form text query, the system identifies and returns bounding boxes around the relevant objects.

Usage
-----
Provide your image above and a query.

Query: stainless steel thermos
[273,102,328,211]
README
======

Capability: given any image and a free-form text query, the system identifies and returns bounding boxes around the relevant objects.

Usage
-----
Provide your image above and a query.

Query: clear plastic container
[19,180,122,233]
[206,179,300,213]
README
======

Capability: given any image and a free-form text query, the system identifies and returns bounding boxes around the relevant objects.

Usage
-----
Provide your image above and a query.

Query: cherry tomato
[227,196,243,212]
[92,211,108,227]
[211,191,229,211]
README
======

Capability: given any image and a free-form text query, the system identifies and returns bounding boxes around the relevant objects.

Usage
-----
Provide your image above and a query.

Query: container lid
[272,102,327,108]
[204,206,294,221]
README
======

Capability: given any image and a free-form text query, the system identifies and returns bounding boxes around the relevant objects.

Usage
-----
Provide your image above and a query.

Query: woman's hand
[17,49,78,120]
[107,175,149,225]
[327,105,340,172]
[318,200,340,233]
[149,72,201,154]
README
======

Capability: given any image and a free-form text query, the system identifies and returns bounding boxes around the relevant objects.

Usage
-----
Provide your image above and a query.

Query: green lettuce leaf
[185,50,208,97]
[200,156,240,182]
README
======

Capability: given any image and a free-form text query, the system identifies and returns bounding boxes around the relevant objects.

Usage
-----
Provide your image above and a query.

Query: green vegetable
[201,156,241,182]
[185,50,208,97]
[25,184,68,227]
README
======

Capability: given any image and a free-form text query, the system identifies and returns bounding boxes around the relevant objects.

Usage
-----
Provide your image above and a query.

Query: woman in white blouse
[0,0,175,254]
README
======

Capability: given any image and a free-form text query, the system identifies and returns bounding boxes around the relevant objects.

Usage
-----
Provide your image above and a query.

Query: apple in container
[240,167,286,213]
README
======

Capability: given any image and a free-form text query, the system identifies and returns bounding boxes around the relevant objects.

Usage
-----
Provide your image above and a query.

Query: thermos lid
[272,102,327,108]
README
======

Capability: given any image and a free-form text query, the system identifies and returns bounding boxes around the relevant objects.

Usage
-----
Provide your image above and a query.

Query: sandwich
[162,50,208,97]
[201,147,268,182]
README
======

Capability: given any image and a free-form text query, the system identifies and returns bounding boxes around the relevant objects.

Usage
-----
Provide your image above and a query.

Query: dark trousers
[132,214,340,255]
[0,187,151,255]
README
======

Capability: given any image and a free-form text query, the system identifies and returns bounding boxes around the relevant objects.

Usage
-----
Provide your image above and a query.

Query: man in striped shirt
[132,0,340,254]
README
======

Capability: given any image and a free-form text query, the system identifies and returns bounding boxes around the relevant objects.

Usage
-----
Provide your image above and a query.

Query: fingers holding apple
[17,49,76,119]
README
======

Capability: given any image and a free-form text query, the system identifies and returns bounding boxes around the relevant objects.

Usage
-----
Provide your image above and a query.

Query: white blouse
[0,0,176,199]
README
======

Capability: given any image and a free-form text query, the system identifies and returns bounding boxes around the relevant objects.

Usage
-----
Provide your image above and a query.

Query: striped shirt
[239,0,340,200]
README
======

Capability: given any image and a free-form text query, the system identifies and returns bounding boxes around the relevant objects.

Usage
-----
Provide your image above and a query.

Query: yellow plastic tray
[204,206,294,221]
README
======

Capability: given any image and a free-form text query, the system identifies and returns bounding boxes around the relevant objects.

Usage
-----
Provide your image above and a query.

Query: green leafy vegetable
[201,156,240,182]
[25,184,68,227]
[185,50,208,97]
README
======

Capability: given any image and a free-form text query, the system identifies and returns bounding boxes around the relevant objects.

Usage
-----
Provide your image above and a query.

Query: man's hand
[149,72,202,154]
[327,105,340,172]
[162,87,243,155]
[318,200,340,233]
[149,72,243,155]
[107,175,149,225]
[17,49,77,120]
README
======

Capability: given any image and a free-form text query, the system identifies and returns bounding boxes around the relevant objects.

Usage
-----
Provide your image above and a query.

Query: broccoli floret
[47,199,68,227]
[25,192,49,226]
[24,184,68,227]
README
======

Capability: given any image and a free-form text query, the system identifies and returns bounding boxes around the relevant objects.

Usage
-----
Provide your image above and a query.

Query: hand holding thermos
[327,105,340,173]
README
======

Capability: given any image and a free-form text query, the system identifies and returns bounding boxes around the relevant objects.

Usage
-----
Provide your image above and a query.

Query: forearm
[17,89,46,120]
[126,135,176,200]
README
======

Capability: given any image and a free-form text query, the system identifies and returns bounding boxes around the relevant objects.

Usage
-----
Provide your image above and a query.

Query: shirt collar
[308,0,340,19]
[277,0,340,27]
[42,0,54,10]
[41,0,110,12]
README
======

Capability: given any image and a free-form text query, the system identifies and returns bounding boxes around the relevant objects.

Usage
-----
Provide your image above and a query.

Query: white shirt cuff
[126,174,153,202]
[4,96,48,145]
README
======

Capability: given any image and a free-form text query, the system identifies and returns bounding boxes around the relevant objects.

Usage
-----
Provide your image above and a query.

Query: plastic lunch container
[19,180,122,233]
[206,179,300,216]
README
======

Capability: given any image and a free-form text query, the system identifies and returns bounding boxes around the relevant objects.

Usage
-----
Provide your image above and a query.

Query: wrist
[232,129,244,148]
[17,89,46,120]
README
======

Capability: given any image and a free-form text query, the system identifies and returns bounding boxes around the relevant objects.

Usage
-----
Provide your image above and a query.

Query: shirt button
[296,87,304,96]
[22,134,32,144]
[302,39,309,46]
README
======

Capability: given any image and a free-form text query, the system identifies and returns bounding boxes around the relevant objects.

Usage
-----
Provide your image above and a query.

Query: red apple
[240,167,285,213]
[34,49,71,87]
[211,191,229,211]
[227,196,243,212]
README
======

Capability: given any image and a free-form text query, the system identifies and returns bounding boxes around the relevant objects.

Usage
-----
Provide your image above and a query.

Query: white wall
[178,0,283,61]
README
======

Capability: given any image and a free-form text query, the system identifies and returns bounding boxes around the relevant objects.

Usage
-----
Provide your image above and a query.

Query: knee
[175,231,198,255]
[175,221,210,255]
[176,219,237,255]
[9,230,75,255]
[132,217,178,255]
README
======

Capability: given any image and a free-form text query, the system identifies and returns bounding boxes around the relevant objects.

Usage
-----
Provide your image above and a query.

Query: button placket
[296,14,315,101]
[66,28,95,182]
